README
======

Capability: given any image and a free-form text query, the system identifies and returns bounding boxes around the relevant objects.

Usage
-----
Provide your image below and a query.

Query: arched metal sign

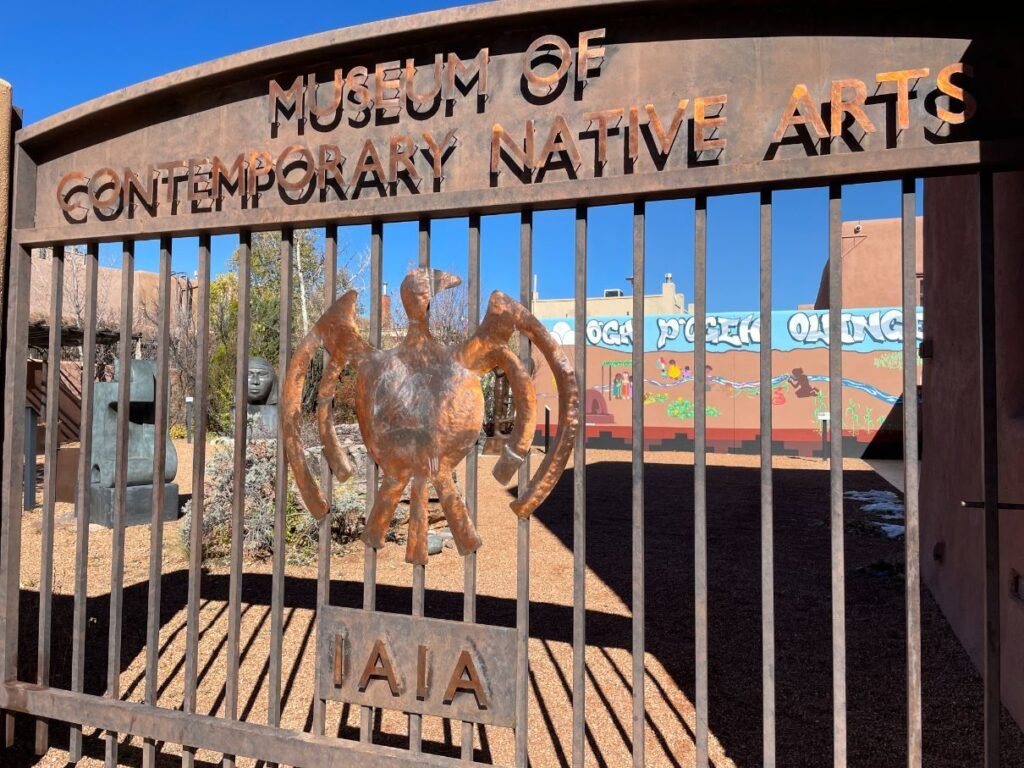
[1,2,1020,767]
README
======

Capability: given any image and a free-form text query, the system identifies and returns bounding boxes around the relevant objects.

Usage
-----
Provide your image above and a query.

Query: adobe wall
[921,173,1024,729]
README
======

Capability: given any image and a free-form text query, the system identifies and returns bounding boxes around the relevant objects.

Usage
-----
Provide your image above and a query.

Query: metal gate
[0,3,1020,767]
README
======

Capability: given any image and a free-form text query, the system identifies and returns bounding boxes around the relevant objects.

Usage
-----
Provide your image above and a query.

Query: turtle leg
[405,478,430,565]
[433,472,482,556]
[361,469,410,549]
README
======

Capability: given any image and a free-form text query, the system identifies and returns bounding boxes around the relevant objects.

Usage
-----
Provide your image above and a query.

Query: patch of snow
[845,489,901,504]
[875,523,906,539]
[860,501,905,518]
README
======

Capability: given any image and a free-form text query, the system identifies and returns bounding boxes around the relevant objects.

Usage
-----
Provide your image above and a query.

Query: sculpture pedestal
[89,483,180,528]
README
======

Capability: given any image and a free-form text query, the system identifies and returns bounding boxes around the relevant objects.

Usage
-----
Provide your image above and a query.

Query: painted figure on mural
[656,357,667,378]
[612,373,622,399]
[705,365,714,391]
[668,359,681,380]
[788,367,820,399]
[683,365,691,381]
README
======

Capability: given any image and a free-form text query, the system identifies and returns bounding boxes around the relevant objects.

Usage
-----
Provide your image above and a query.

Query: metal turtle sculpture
[282,268,579,565]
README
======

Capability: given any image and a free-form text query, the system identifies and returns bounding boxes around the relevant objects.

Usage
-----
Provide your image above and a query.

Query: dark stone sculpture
[244,356,279,438]
[89,359,178,527]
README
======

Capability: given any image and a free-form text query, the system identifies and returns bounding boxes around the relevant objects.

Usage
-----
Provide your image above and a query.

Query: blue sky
[3,1,921,314]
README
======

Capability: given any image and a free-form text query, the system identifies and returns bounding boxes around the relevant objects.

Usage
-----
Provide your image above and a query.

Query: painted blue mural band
[543,307,924,354]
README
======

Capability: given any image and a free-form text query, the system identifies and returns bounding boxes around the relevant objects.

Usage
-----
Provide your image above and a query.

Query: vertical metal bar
[361,220,383,744]
[571,205,586,768]
[269,230,293,732]
[517,209,534,768]
[69,243,98,763]
[23,407,36,510]
[0,240,31,747]
[182,234,212,768]
[828,184,847,768]
[462,213,481,762]
[313,226,338,737]
[978,170,1000,768]
[631,201,646,768]
[410,218,429,754]
[760,191,777,768]
[694,196,709,768]
[34,246,64,754]
[900,178,922,768]
[224,232,251,768]
[142,236,172,768]
[104,241,134,768]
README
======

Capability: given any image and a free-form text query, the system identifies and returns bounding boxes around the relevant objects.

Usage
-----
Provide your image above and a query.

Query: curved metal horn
[282,290,365,520]
[282,330,330,519]
[484,346,537,485]
[318,352,354,485]
[467,292,579,519]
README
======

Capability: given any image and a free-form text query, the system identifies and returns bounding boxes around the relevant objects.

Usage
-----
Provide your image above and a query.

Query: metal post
[978,170,1000,768]
[23,406,36,510]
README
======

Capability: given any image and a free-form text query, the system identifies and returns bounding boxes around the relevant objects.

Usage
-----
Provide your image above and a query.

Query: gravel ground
[6,443,1024,767]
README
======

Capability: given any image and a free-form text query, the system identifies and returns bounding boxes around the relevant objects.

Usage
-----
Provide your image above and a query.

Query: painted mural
[532,308,923,457]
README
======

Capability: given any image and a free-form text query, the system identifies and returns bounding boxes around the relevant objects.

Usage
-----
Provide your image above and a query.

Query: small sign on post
[818,411,830,459]
[184,396,194,444]
[318,606,516,727]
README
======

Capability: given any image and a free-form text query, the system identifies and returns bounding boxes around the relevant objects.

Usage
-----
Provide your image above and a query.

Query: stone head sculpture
[247,357,278,406]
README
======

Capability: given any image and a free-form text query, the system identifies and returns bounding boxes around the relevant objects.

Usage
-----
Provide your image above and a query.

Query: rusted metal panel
[312,225,337,739]
[224,232,250,768]
[693,196,708,768]
[572,204,587,768]
[0,681,469,768]
[901,179,922,768]
[828,184,847,768]
[760,190,776,768]
[316,606,516,727]
[68,241,98,763]
[34,245,63,755]
[181,233,212,768]
[2,3,1023,766]
[13,9,1005,249]
[977,171,1000,768]
[142,236,172,768]
[631,200,645,768]
[462,212,481,761]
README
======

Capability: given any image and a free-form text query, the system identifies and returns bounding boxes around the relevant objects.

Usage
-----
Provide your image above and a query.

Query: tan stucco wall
[921,173,1024,729]
[815,217,924,309]
[534,279,688,319]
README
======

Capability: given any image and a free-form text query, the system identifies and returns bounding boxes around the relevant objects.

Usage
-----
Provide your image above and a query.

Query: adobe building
[813,217,924,310]
[533,273,691,320]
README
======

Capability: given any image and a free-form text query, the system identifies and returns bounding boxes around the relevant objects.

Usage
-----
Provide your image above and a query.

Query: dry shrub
[181,438,365,563]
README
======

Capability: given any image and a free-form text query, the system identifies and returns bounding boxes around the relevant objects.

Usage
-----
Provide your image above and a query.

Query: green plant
[845,398,861,433]
[169,424,187,440]
[666,397,720,421]
[873,351,904,369]
[813,388,828,435]
[862,406,875,431]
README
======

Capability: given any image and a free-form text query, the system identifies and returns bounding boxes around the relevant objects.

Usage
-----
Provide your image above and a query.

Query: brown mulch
[6,444,1024,767]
